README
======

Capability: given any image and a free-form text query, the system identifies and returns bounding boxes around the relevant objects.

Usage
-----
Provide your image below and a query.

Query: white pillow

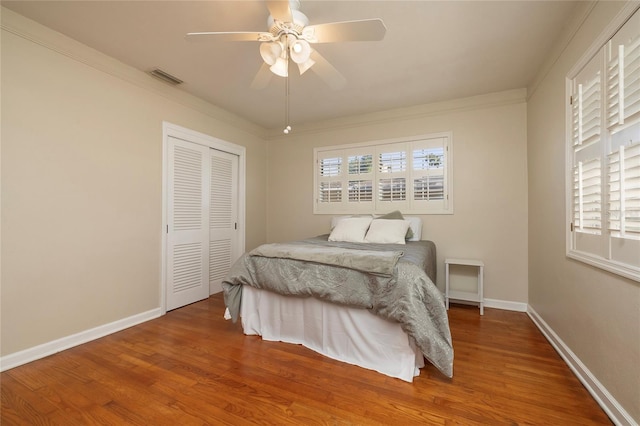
[364,219,410,244]
[330,215,372,231]
[330,216,352,231]
[328,217,373,243]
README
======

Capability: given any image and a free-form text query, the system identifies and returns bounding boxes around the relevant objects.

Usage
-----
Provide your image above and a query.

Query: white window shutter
[606,10,640,131]
[572,54,604,236]
[566,7,640,280]
[314,133,453,215]
[411,137,448,212]
[376,143,409,211]
[345,149,375,212]
[608,142,640,238]
[573,157,602,234]
[572,70,601,147]
[316,150,344,212]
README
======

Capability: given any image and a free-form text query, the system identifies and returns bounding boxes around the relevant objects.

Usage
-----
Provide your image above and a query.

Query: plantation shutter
[608,142,640,237]
[346,148,375,212]
[573,158,602,233]
[376,143,409,211]
[605,10,640,269]
[316,148,376,213]
[314,133,453,214]
[411,137,448,212]
[571,53,603,240]
[573,72,601,148]
[606,10,640,131]
[566,8,640,278]
[316,150,344,213]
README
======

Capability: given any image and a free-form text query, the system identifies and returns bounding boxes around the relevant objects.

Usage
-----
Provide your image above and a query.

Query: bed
[222,214,453,382]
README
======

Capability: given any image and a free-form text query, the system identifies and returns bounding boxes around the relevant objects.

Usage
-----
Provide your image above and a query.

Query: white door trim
[161,122,246,314]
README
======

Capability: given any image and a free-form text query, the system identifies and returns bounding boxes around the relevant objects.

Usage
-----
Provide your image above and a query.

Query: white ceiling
[2,0,581,130]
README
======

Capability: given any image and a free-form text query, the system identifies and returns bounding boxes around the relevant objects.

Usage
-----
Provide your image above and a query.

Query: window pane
[320,157,341,177]
[608,140,640,238]
[319,182,342,203]
[573,75,601,147]
[379,151,406,173]
[348,155,373,175]
[379,178,406,201]
[414,176,444,200]
[348,180,373,202]
[573,158,602,234]
[413,147,444,170]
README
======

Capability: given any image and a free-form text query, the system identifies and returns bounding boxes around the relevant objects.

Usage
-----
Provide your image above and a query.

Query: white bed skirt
[240,286,424,382]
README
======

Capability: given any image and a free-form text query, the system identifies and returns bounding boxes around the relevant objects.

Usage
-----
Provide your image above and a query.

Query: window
[566,7,640,281]
[314,133,452,214]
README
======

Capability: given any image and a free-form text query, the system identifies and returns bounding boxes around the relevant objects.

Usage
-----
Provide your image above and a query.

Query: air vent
[149,69,183,85]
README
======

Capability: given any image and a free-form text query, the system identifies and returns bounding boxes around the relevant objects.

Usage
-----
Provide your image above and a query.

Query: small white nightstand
[445,258,484,315]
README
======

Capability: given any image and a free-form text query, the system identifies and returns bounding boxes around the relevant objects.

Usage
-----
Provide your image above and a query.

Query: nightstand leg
[445,263,450,310]
[479,266,484,315]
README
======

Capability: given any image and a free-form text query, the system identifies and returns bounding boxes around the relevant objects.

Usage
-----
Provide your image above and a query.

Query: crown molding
[1,7,268,140]
[266,88,527,141]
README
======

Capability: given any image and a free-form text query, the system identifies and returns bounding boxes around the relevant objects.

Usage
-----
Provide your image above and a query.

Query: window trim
[314,132,453,215]
[565,3,640,283]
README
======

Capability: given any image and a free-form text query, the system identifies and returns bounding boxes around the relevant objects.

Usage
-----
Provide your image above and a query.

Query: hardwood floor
[2,294,611,425]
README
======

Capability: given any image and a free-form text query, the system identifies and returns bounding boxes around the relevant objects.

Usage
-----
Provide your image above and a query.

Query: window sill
[567,250,640,283]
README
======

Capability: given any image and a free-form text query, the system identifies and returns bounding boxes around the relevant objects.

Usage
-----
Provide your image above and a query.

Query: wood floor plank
[1,294,612,425]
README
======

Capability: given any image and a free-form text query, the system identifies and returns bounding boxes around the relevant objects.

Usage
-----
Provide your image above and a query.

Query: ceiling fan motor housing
[267,10,309,39]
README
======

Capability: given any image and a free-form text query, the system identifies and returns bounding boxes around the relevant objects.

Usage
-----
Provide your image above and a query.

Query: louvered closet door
[209,149,239,294]
[166,137,210,311]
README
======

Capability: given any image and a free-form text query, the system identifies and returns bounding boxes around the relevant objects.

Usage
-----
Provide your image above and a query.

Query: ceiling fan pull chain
[284,37,292,135]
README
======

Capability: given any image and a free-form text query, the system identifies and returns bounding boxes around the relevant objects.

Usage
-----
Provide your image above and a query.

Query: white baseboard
[527,306,637,426]
[449,298,528,312]
[484,298,528,312]
[0,308,163,372]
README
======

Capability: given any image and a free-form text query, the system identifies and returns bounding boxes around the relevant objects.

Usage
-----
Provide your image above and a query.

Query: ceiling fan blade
[265,0,292,22]
[304,19,386,43]
[186,31,269,42]
[309,50,346,91]
[251,63,273,90]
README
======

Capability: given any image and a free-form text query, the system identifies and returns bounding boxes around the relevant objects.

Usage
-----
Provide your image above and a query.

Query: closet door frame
[161,122,246,314]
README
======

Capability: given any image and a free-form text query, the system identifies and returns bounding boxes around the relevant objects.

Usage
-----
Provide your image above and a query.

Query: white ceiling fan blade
[309,50,346,91]
[251,63,273,90]
[186,32,270,42]
[304,19,386,43]
[265,1,292,22]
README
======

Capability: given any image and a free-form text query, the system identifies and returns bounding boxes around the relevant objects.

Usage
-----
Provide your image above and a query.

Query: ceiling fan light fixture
[270,57,289,77]
[290,39,311,64]
[259,41,282,66]
[292,41,303,53]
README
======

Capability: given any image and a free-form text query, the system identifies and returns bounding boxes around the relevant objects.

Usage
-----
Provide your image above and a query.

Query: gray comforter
[222,235,454,378]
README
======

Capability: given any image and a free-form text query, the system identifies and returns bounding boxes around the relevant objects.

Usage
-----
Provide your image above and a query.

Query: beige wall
[527,1,639,421]
[1,10,267,356]
[266,90,529,303]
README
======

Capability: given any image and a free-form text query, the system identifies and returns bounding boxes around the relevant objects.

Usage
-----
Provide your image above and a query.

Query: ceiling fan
[186,0,386,90]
